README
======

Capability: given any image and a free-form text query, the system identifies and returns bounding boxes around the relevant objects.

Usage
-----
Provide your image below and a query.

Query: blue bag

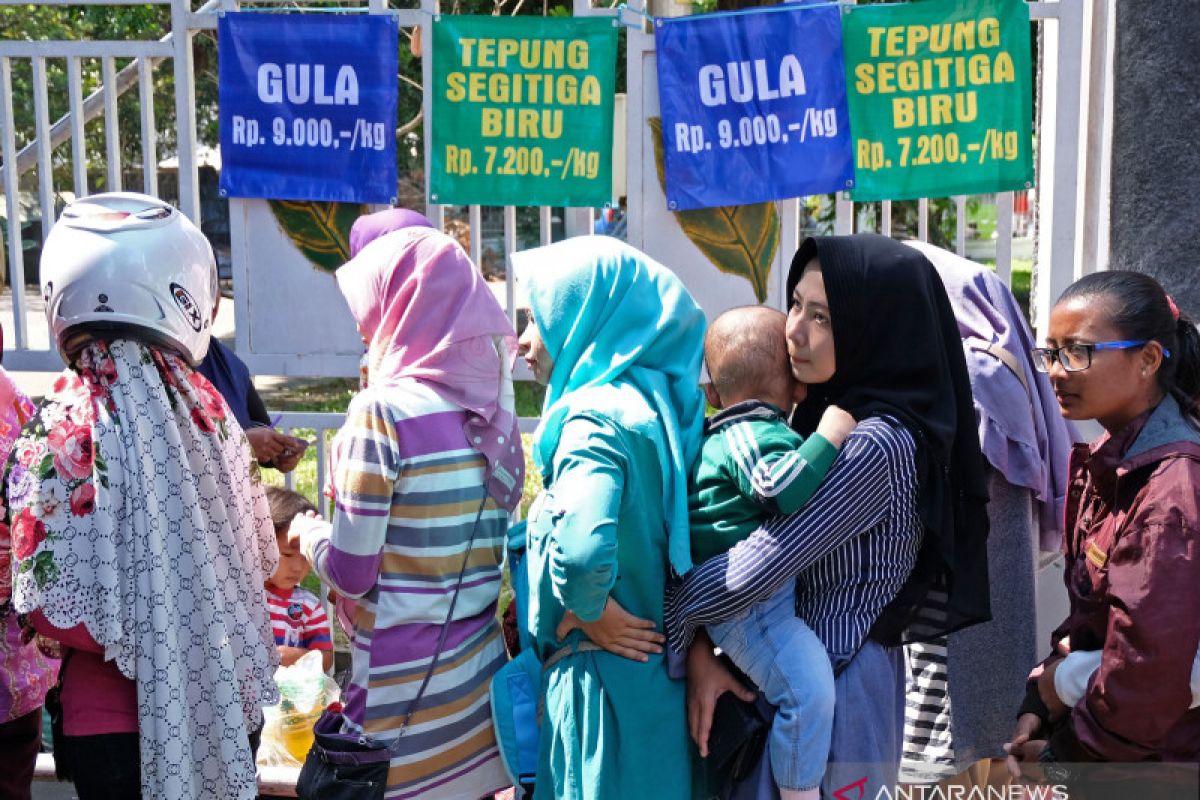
[490,521,540,797]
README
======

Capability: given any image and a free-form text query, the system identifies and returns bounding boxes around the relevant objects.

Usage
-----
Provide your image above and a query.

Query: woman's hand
[245,427,288,464]
[271,437,308,473]
[247,428,308,471]
[1003,713,1047,779]
[686,631,756,757]
[556,597,664,662]
[1035,659,1070,720]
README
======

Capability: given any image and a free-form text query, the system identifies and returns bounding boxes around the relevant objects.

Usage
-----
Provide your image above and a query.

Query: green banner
[430,15,616,207]
[843,0,1034,201]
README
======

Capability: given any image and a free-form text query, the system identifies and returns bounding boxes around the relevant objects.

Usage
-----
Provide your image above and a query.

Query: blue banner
[654,5,854,210]
[218,13,398,203]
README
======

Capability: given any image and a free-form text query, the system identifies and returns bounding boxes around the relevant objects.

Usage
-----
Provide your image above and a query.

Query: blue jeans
[823,640,904,800]
[708,584,835,791]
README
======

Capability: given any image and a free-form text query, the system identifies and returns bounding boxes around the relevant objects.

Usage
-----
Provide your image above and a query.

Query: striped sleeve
[726,424,839,515]
[666,418,913,652]
[306,393,400,599]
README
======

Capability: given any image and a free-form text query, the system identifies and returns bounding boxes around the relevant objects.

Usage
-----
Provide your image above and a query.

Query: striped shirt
[264,585,332,651]
[900,637,957,782]
[667,416,922,660]
[303,382,509,800]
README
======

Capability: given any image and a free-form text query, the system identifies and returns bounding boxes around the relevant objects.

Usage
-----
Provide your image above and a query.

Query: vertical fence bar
[835,193,854,235]
[139,58,158,196]
[102,57,122,192]
[468,204,482,265]
[0,58,28,349]
[67,57,87,197]
[539,206,552,245]
[995,191,1014,285]
[954,195,967,256]
[172,0,200,221]
[315,432,327,516]
[503,205,517,326]
[917,197,929,242]
[1027,2,1085,337]
[31,57,55,241]
[420,0,439,229]
[429,204,445,230]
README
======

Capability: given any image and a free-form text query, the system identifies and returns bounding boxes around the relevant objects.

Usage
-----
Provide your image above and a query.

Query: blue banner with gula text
[218,13,398,203]
[654,4,853,211]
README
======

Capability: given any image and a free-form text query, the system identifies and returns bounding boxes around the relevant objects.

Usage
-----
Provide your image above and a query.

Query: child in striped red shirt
[264,487,333,671]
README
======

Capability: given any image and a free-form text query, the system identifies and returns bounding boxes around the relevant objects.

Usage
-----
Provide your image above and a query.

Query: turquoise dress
[525,391,692,800]
[511,238,706,800]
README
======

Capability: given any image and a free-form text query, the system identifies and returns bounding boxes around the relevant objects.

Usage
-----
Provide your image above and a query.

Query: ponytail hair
[1057,271,1200,416]
[1172,315,1200,412]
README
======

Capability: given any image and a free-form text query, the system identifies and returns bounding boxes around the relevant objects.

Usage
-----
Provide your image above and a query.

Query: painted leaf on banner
[268,200,366,272]
[649,117,776,303]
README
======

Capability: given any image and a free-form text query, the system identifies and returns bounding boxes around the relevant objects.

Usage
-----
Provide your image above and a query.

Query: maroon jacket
[1025,396,1200,762]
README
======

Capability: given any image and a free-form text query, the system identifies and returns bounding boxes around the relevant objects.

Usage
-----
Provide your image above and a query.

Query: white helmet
[40,192,217,365]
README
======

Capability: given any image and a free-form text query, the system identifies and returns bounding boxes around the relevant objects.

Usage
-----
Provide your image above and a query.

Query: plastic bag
[257,650,341,768]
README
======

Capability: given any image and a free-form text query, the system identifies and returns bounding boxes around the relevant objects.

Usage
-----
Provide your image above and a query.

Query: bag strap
[966,336,1032,398]
[394,475,493,739]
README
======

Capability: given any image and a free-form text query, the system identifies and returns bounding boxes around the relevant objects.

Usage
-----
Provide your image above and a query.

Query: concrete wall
[1109,1,1200,316]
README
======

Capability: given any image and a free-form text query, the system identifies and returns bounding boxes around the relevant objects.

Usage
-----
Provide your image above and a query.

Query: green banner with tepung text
[842,0,1034,201]
[430,15,616,207]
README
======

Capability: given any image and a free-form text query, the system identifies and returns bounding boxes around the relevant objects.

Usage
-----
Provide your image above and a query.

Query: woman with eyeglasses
[1006,271,1200,777]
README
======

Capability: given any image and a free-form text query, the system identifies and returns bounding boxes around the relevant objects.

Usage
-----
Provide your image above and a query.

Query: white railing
[1,0,1105,378]
[0,0,205,370]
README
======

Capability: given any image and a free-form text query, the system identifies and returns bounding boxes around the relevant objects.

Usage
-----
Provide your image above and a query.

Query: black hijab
[788,234,990,645]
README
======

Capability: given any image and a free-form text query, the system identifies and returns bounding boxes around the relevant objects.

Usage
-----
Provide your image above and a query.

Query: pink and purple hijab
[336,210,524,511]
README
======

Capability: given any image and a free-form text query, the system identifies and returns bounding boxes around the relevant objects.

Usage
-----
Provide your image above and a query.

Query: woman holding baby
[667,233,991,796]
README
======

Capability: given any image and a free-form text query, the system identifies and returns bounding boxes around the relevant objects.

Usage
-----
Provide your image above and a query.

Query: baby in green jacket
[688,306,855,800]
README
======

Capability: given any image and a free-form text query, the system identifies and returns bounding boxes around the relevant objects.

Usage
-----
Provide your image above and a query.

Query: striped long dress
[305,381,510,800]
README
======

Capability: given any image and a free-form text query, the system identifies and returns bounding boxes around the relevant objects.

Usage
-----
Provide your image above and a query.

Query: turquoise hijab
[511,236,706,575]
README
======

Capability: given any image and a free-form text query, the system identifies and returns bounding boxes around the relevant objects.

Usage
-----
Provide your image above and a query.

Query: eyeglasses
[1031,339,1169,373]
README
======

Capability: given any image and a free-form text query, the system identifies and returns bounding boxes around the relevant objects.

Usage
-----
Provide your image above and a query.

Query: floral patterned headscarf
[4,339,279,800]
[0,367,36,606]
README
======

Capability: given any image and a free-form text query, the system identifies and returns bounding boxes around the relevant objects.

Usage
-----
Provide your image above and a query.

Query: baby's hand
[816,405,857,448]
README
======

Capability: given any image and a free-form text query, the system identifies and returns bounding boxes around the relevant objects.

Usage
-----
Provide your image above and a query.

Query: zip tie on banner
[615,2,655,30]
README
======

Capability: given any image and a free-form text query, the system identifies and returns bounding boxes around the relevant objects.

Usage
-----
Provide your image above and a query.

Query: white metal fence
[2,0,1108,375]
